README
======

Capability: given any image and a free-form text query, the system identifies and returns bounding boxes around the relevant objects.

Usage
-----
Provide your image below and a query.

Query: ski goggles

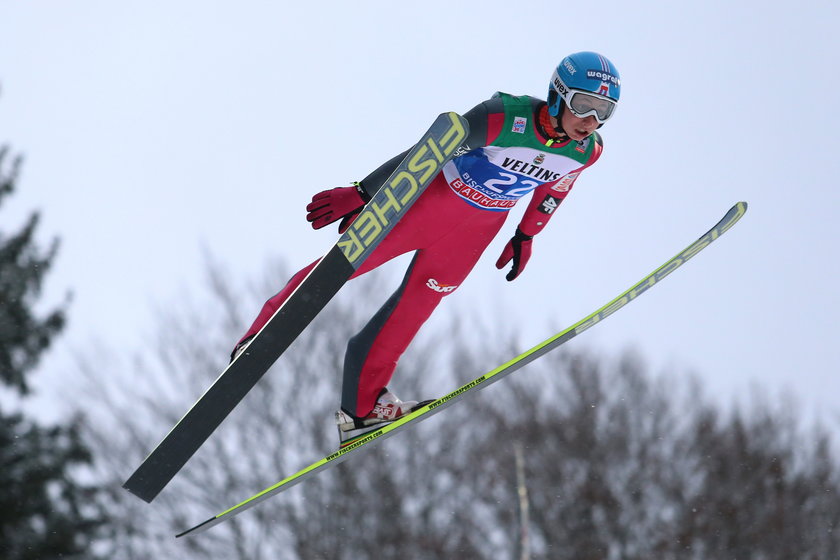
[565,90,617,124]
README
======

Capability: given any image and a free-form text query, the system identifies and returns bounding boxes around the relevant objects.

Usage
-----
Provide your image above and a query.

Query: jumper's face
[558,110,598,141]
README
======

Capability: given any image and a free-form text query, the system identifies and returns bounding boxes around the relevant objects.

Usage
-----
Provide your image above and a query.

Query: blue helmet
[548,51,621,124]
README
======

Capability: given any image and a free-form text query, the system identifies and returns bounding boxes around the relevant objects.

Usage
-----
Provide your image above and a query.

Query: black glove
[495,228,533,281]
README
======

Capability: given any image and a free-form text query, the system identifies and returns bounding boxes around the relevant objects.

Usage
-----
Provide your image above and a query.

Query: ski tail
[122,112,469,503]
[176,201,748,537]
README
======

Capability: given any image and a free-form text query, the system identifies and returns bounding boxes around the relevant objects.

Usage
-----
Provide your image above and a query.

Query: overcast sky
[2,0,838,427]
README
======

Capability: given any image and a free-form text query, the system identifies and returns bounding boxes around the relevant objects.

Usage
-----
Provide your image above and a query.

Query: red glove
[495,228,533,281]
[306,183,371,232]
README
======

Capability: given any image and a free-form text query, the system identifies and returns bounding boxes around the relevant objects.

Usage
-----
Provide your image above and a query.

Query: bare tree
[431,345,840,560]
[74,255,840,559]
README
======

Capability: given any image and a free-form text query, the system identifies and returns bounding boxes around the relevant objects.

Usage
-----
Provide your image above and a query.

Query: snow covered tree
[0,145,101,559]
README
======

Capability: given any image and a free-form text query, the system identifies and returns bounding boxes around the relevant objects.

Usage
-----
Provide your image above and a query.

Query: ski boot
[336,389,433,448]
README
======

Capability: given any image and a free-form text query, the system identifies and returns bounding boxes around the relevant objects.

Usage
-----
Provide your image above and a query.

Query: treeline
[78,263,840,560]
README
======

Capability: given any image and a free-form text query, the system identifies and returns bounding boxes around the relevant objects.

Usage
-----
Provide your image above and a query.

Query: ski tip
[731,201,749,223]
[176,516,217,539]
[121,479,157,504]
[719,201,748,228]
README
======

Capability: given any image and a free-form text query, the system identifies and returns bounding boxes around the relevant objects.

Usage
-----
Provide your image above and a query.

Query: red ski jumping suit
[238,92,603,417]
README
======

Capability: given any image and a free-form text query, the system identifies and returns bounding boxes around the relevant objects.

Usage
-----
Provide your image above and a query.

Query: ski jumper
[238,93,603,417]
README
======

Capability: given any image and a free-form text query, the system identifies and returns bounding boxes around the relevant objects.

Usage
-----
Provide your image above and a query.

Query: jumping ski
[123,112,469,503]
[176,201,748,537]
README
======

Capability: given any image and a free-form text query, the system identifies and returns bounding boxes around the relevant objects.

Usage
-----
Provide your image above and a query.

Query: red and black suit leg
[339,191,507,417]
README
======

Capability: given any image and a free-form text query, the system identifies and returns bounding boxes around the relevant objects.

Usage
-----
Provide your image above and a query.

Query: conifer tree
[0,145,101,559]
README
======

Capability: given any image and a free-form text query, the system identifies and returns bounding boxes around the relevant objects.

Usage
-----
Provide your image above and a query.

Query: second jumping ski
[177,201,748,538]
